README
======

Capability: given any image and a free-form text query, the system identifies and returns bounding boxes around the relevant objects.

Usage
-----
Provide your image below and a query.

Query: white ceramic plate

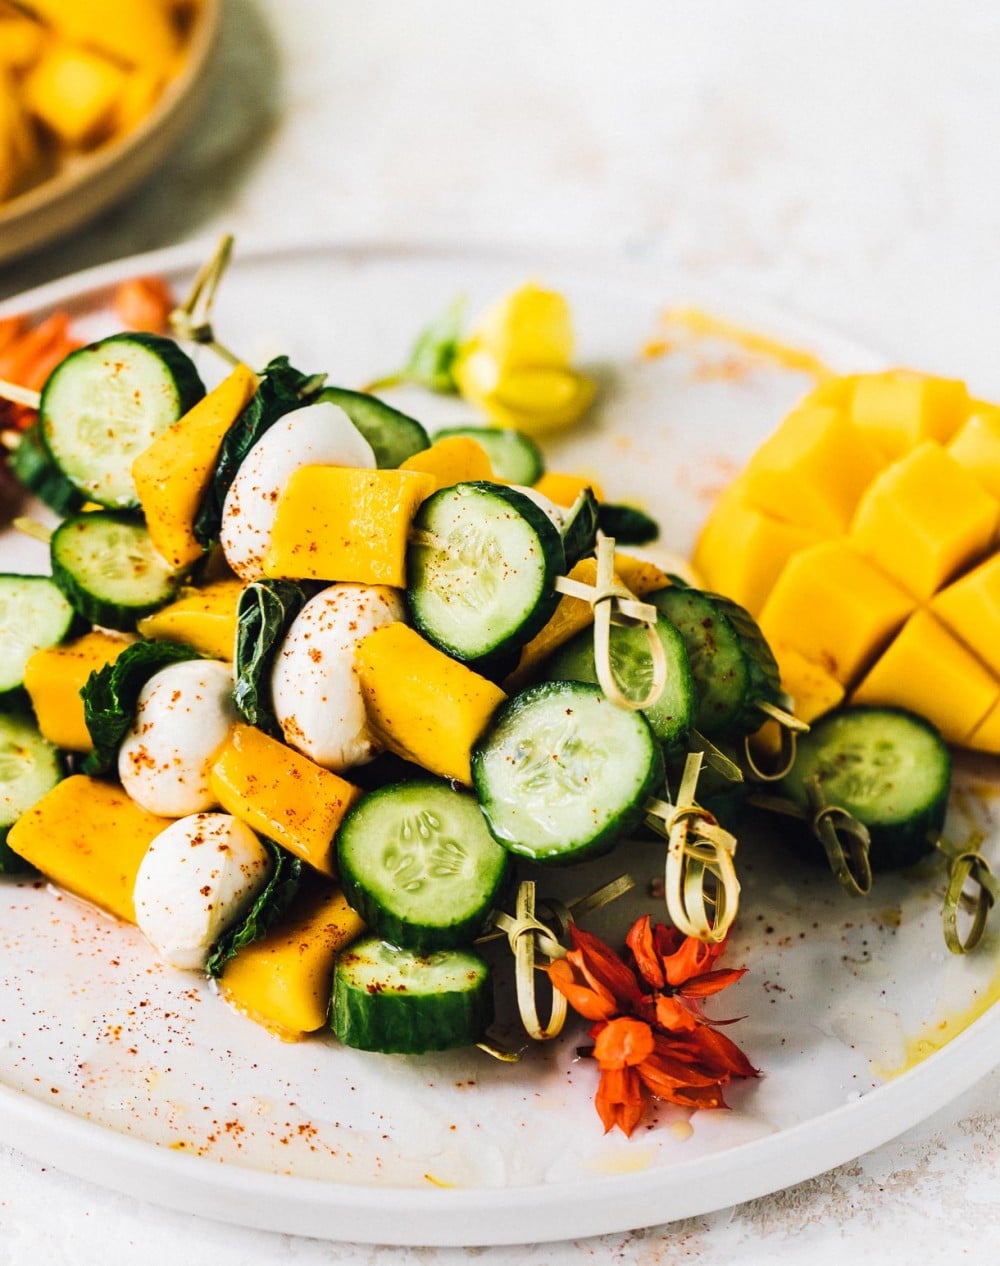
[0,240,998,1248]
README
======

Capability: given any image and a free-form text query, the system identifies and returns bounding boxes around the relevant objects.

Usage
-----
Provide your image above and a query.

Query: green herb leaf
[401,296,465,393]
[204,841,303,978]
[80,640,202,775]
[597,503,660,547]
[193,356,326,547]
[560,487,601,569]
[233,580,310,738]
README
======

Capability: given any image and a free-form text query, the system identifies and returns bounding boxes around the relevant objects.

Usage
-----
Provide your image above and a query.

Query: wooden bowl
[0,0,221,267]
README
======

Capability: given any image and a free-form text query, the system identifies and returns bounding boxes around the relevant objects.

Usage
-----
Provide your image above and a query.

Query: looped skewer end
[744,700,809,783]
[941,846,999,954]
[805,778,872,897]
[645,751,741,943]
[553,534,667,712]
[169,233,244,368]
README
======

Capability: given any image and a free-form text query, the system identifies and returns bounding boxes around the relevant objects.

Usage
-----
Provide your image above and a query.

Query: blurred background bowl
[0,0,220,267]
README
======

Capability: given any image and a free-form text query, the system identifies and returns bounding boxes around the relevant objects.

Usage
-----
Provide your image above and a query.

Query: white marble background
[2,1,1000,1261]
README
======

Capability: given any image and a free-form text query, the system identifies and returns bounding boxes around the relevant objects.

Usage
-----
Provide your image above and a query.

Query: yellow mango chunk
[798,374,860,411]
[533,471,605,506]
[692,476,822,617]
[210,724,362,876]
[25,1,179,71]
[23,43,129,147]
[112,67,166,134]
[850,442,998,600]
[356,623,506,784]
[23,630,135,751]
[472,284,575,370]
[136,578,243,660]
[399,435,493,490]
[741,404,887,535]
[759,541,915,686]
[7,776,169,922]
[850,370,970,459]
[966,693,1000,754]
[771,644,845,724]
[504,554,671,690]
[852,611,997,746]
[133,364,259,570]
[264,466,435,587]
[220,882,364,1039]
[0,17,47,71]
[930,553,1000,679]
[455,356,596,435]
[947,402,1000,501]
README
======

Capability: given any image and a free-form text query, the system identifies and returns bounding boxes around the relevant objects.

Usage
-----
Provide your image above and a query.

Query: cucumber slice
[51,512,181,631]
[331,936,493,1054]
[39,333,205,509]
[407,481,566,663]
[543,615,695,750]
[8,424,85,516]
[0,574,78,699]
[316,386,429,468]
[433,425,544,484]
[779,705,951,871]
[596,503,660,546]
[337,780,510,950]
[472,680,662,864]
[650,584,781,739]
[0,711,63,873]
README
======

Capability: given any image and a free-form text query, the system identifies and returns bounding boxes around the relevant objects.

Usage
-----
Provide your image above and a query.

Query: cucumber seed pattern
[382,810,469,893]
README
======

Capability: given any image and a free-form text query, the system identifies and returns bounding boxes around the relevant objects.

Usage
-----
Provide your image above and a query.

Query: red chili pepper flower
[546,916,757,1136]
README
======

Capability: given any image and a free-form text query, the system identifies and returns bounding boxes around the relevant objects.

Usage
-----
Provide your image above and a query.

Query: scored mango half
[694,369,1000,750]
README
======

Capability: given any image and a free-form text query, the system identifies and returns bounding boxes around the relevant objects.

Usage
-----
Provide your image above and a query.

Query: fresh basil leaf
[232,580,309,738]
[193,357,326,547]
[204,841,303,978]
[80,640,202,775]
[560,486,600,569]
[402,296,464,393]
[597,503,660,546]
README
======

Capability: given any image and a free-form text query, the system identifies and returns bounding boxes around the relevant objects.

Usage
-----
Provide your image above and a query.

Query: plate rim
[0,236,993,1247]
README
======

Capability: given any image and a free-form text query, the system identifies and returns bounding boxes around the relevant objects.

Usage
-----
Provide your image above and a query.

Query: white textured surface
[1,1,999,1260]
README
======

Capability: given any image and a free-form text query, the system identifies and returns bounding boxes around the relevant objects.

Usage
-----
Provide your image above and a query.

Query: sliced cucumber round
[543,614,695,750]
[0,711,63,873]
[650,583,781,739]
[331,936,493,1054]
[51,512,181,631]
[433,425,544,484]
[39,333,205,509]
[472,680,662,864]
[338,780,510,950]
[8,424,85,517]
[316,386,429,468]
[779,705,951,871]
[407,481,566,663]
[0,574,78,699]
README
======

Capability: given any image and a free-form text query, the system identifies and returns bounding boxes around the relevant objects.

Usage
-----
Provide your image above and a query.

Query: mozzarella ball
[272,583,404,771]
[134,812,273,970]
[220,401,375,581]
[118,659,237,817]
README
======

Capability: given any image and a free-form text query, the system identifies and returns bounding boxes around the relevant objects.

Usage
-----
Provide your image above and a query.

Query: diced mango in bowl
[694,369,1000,751]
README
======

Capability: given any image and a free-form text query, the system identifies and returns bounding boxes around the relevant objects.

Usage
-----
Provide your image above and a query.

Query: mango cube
[356,623,506,785]
[850,370,969,458]
[850,442,998,599]
[210,724,362,876]
[133,364,260,570]
[852,611,997,746]
[25,1,179,71]
[770,644,845,725]
[23,630,135,751]
[6,776,169,922]
[966,694,1000,754]
[264,466,435,587]
[533,471,605,507]
[947,402,1000,501]
[23,43,129,147]
[220,882,364,1039]
[930,554,1000,679]
[741,404,887,535]
[759,541,914,686]
[136,578,243,661]
[399,435,493,490]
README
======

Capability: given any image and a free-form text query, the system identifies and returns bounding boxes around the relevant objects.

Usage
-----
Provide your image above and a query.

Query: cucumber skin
[316,386,429,468]
[780,706,950,872]
[472,681,665,866]
[337,781,511,952]
[50,513,181,632]
[331,939,494,1054]
[433,425,544,485]
[39,334,205,510]
[9,424,85,516]
[0,574,82,701]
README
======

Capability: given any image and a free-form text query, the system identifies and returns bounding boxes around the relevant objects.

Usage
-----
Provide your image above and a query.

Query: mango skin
[6,775,169,923]
[219,882,364,1039]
